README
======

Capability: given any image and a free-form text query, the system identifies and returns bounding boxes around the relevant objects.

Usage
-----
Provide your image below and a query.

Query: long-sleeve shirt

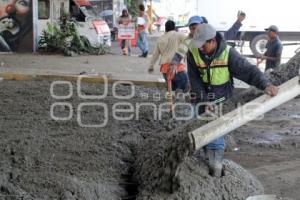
[149,30,186,68]
[224,20,243,40]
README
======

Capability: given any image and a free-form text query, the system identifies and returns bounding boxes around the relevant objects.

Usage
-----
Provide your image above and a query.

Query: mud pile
[133,52,300,199]
[137,158,263,200]
[133,118,264,200]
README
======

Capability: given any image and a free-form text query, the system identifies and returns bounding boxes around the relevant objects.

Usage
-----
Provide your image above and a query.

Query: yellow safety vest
[190,46,231,86]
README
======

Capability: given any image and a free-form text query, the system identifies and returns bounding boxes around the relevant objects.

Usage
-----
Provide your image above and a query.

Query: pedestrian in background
[138,4,150,32]
[137,4,150,57]
[257,25,283,71]
[118,9,132,56]
[137,17,149,57]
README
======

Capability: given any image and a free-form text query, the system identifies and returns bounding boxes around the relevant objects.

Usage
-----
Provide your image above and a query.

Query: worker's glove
[238,10,246,16]
[256,58,263,66]
[237,10,246,22]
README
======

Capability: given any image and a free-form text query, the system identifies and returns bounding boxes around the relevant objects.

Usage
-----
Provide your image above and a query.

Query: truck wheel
[250,34,268,56]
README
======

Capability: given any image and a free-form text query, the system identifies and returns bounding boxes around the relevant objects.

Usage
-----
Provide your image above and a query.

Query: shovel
[166,68,176,114]
[165,69,176,130]
[167,77,173,114]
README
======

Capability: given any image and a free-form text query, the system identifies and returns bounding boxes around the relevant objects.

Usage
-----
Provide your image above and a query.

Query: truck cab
[175,0,300,56]
[38,0,111,47]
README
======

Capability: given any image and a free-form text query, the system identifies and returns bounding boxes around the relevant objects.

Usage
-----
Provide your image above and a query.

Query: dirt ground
[227,96,300,200]
[0,75,299,199]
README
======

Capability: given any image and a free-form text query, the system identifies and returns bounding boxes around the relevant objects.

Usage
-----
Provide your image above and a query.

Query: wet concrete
[133,52,300,199]
[0,52,299,199]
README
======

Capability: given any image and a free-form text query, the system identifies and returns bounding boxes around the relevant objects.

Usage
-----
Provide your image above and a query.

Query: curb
[0,72,166,88]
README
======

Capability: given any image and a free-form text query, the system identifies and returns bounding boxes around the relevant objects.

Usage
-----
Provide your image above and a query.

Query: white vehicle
[38,0,111,47]
[184,0,300,55]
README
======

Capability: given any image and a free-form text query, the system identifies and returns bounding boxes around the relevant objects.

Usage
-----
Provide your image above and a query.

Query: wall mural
[0,0,33,52]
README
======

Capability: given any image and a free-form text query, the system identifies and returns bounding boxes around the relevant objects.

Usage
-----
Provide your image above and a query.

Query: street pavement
[0,37,299,87]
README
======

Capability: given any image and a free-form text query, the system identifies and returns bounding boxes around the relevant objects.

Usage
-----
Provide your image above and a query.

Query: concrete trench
[119,146,139,200]
[0,53,299,199]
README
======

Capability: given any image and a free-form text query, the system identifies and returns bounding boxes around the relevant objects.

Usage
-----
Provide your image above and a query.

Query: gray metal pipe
[188,75,300,152]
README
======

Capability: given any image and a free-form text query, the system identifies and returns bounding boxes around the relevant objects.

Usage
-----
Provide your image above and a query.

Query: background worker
[117,9,132,55]
[257,25,283,71]
[224,11,246,40]
[148,20,188,93]
[169,15,206,75]
[188,24,278,177]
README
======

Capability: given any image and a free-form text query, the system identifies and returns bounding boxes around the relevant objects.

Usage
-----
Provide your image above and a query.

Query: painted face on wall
[0,0,32,52]
[0,0,30,17]
[15,0,30,15]
[0,0,14,16]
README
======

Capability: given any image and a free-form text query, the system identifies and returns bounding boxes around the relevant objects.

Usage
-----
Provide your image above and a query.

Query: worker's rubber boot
[205,149,224,178]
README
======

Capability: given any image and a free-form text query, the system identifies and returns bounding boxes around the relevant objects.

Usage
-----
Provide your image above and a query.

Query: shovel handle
[167,79,173,114]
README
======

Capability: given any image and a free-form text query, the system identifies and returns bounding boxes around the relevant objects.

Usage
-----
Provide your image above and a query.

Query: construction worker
[257,25,283,71]
[188,24,278,177]
[148,20,188,93]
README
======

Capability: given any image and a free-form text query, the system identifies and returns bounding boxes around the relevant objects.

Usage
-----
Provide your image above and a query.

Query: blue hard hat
[188,16,203,27]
